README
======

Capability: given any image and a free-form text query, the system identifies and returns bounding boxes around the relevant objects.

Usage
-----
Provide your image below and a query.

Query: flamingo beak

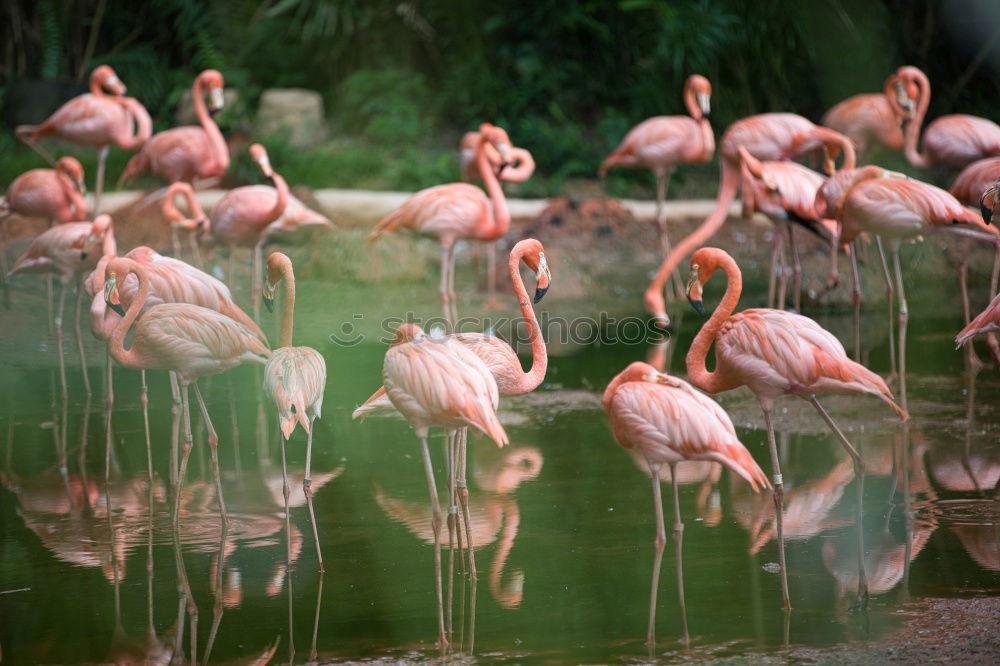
[257,154,274,179]
[75,177,87,195]
[209,86,224,116]
[533,253,551,303]
[980,184,997,225]
[497,143,513,174]
[263,279,275,313]
[697,92,711,116]
[80,234,97,260]
[686,268,706,316]
[104,274,125,317]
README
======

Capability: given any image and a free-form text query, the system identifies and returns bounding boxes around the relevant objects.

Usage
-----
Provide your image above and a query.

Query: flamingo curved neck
[192,77,229,174]
[685,252,743,394]
[113,97,152,151]
[109,259,150,370]
[90,73,107,97]
[903,70,932,169]
[475,138,510,241]
[264,173,290,224]
[277,258,296,348]
[508,246,547,393]
[683,85,702,120]
[58,173,86,219]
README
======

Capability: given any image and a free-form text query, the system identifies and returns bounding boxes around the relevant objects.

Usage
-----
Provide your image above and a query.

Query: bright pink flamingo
[119,70,228,186]
[16,65,151,213]
[368,123,515,323]
[822,66,921,158]
[9,214,116,399]
[368,322,507,649]
[957,291,1000,347]
[645,113,856,323]
[261,252,327,571]
[600,74,714,268]
[684,247,906,610]
[103,256,270,526]
[891,66,1000,170]
[205,143,288,313]
[603,361,768,646]
[162,182,208,267]
[737,146,838,312]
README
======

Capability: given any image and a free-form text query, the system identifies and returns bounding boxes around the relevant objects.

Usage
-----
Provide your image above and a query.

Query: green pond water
[0,242,998,664]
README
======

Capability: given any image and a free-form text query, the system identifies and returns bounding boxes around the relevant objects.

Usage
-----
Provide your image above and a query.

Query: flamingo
[951,160,1000,216]
[367,123,516,323]
[261,251,327,571]
[16,65,151,213]
[683,247,906,610]
[956,291,1000,347]
[205,143,288,313]
[603,361,768,646]
[736,146,838,311]
[119,69,228,186]
[891,66,1000,170]
[368,322,507,648]
[102,256,270,526]
[599,74,714,270]
[162,182,208,267]
[821,66,920,158]
[8,214,116,400]
[645,113,856,325]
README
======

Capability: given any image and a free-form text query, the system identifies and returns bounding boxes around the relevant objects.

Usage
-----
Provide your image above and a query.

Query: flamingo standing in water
[162,182,208,267]
[684,247,906,610]
[9,214,116,399]
[645,113,856,324]
[368,124,516,323]
[890,66,1000,170]
[370,323,507,649]
[16,65,151,213]
[261,252,327,571]
[600,73,714,281]
[103,257,270,526]
[603,361,768,646]
[822,66,921,159]
[119,70,228,186]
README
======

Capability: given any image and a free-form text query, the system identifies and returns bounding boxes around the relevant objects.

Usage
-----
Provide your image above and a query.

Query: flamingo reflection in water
[603,361,769,647]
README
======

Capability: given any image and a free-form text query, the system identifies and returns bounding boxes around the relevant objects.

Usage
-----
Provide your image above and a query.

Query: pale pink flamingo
[9,214,116,399]
[891,66,1000,170]
[16,65,151,212]
[822,66,920,158]
[1,157,87,281]
[645,113,856,324]
[205,143,288,314]
[737,145,838,311]
[261,251,327,571]
[684,247,906,610]
[102,256,270,526]
[366,322,507,648]
[600,73,714,276]
[119,69,228,186]
[162,182,208,267]
[603,361,768,645]
[368,123,515,323]
[815,170,997,401]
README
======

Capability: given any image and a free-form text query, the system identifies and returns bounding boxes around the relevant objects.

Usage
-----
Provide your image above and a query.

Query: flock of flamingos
[2,62,1000,652]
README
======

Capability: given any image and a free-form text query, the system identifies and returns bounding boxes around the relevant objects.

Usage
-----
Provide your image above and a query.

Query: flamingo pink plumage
[16,65,151,212]
[261,251,327,570]
[822,66,920,158]
[645,113,856,324]
[950,158,1000,215]
[684,247,906,610]
[119,70,228,185]
[162,182,209,267]
[103,256,270,526]
[956,291,1000,346]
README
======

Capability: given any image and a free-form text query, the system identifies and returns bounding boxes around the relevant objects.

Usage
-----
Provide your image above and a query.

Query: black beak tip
[264,297,274,313]
[80,251,88,260]
[110,302,125,317]
[533,286,548,304]
[981,203,992,223]
[196,219,206,231]
[688,296,707,317]
[209,107,220,118]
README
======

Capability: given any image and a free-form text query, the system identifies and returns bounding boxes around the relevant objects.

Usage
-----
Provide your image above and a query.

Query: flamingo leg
[16,126,57,165]
[645,460,665,648]
[958,260,985,372]
[94,146,109,214]
[777,226,789,310]
[484,241,501,309]
[891,245,908,414]
[252,242,264,322]
[193,381,229,526]
[188,231,203,270]
[419,433,449,650]
[279,431,293,565]
[670,463,690,646]
[761,406,791,611]
[72,278,91,396]
[103,348,115,483]
[310,572,324,661]
[446,430,457,637]
[140,369,153,485]
[808,396,868,610]
[787,223,802,312]
[849,242,862,361]
[171,228,182,259]
[458,427,477,581]
[876,236,898,382]
[55,280,68,405]
[203,526,228,665]
[439,245,451,307]
[655,169,685,301]
[304,415,324,571]
[768,231,780,309]
[448,244,459,324]
[173,383,195,527]
[169,372,181,489]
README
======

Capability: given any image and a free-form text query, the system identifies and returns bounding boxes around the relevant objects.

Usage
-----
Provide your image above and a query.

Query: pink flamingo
[950,159,1000,216]
[957,291,1000,347]
[603,361,768,646]
[645,113,856,324]
[16,65,151,213]
[737,146,838,311]
[119,70,228,186]
[684,247,906,610]
[890,66,1000,170]
[599,74,714,267]
[205,143,288,313]
[162,182,208,267]
[261,252,327,571]
[9,214,116,399]
[368,123,515,323]
[103,256,270,526]
[822,66,921,158]
[371,322,507,648]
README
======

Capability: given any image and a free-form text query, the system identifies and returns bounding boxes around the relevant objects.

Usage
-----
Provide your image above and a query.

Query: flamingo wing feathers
[265,346,327,438]
[956,292,1000,346]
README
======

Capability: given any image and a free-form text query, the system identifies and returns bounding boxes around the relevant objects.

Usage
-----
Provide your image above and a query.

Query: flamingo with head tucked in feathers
[822,66,921,159]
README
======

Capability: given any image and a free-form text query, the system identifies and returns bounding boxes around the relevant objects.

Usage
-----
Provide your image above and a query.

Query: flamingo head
[516,239,551,303]
[103,271,125,317]
[249,144,274,179]
[81,214,113,260]
[892,67,923,120]
[93,65,126,95]
[200,69,226,116]
[262,252,291,313]
[981,180,999,225]
[56,157,86,195]
[391,323,426,346]
[687,74,712,117]
[480,123,513,172]
[686,251,714,317]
